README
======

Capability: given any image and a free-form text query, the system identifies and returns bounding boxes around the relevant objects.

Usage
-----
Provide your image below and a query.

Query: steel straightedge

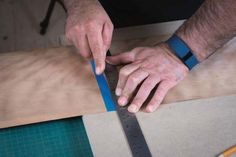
[105,51,152,157]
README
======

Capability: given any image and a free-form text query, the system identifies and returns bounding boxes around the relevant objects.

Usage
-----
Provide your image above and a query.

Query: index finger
[87,27,106,75]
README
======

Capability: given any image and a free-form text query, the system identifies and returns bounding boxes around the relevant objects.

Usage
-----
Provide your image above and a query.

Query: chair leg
[57,0,67,12]
[40,0,57,35]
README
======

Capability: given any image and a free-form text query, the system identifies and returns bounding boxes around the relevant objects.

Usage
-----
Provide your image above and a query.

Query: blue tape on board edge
[90,61,116,111]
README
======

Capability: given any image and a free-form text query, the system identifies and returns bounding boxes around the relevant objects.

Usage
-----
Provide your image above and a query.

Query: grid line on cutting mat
[0,116,93,157]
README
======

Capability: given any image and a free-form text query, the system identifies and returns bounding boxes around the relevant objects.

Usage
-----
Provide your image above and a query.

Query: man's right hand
[65,0,114,74]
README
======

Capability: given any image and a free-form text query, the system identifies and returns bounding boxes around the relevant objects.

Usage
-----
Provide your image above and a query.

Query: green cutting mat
[0,117,93,157]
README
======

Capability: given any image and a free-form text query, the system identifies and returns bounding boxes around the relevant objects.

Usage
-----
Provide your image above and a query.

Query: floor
[0,0,204,53]
[0,0,66,53]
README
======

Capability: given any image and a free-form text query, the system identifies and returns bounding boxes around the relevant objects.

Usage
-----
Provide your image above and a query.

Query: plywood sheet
[83,95,236,157]
[0,47,106,128]
[0,20,235,128]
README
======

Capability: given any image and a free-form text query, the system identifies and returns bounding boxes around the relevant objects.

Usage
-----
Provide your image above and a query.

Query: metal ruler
[104,51,152,157]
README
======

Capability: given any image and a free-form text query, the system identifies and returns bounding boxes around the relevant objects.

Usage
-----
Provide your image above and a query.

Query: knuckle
[128,75,138,84]
[74,25,81,31]
[122,90,131,98]
[151,97,159,103]
[142,82,153,91]
[93,45,101,54]
[132,98,143,106]
[85,21,95,29]
[120,68,129,77]
[67,27,82,38]
[86,20,100,30]
[90,43,103,54]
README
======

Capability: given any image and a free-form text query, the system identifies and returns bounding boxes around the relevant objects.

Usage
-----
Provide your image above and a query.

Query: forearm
[176,0,236,61]
[63,0,97,14]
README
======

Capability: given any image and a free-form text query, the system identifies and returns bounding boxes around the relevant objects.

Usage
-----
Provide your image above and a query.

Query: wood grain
[0,22,235,128]
[0,47,106,128]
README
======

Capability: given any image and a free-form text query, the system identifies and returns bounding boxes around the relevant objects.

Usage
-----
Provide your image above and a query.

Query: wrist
[165,34,200,70]
[158,43,189,70]
[177,32,207,61]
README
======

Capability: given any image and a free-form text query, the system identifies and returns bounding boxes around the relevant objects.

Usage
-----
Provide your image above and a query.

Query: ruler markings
[104,50,152,157]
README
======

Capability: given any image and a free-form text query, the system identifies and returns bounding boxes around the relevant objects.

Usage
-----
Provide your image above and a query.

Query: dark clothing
[99,0,204,28]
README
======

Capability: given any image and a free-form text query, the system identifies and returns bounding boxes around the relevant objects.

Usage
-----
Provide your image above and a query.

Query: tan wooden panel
[0,21,235,128]
[0,47,106,128]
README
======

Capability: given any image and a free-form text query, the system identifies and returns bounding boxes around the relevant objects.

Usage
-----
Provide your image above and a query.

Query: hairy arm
[63,0,96,14]
[176,0,236,61]
[106,0,236,113]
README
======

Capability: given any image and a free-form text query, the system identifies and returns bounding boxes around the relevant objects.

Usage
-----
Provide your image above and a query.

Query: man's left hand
[106,43,189,113]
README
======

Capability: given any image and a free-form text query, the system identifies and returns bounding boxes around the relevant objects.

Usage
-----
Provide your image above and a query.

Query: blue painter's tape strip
[90,61,116,112]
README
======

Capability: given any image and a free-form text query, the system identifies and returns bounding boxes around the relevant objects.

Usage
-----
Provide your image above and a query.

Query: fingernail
[106,57,115,65]
[128,104,138,113]
[118,96,127,106]
[146,106,157,113]
[115,88,122,96]
[96,67,102,75]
